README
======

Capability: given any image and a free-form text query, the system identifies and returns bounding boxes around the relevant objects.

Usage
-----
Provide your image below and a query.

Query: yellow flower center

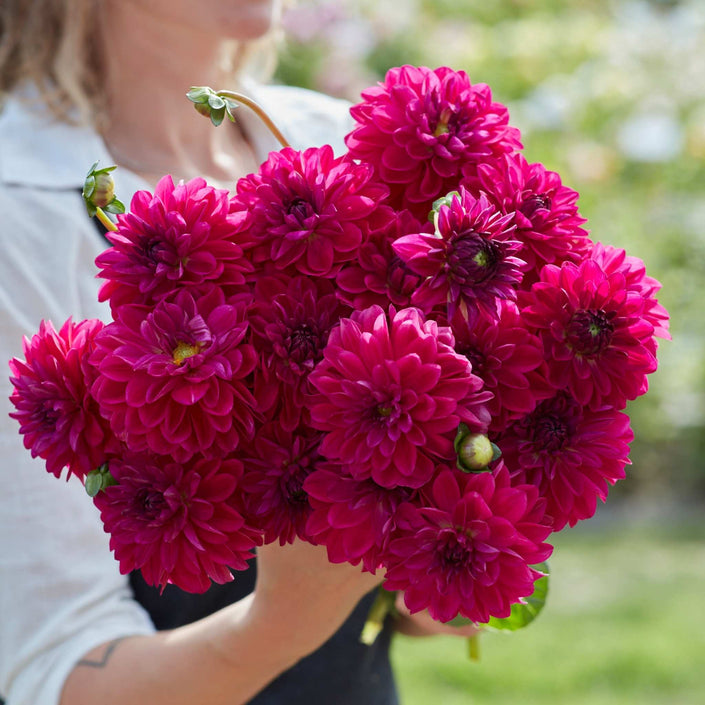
[172,341,202,365]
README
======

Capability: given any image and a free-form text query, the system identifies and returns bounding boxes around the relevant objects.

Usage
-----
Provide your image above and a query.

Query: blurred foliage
[275,0,705,502]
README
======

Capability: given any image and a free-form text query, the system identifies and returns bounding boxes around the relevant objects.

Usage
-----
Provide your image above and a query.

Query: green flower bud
[454,424,500,473]
[428,191,461,223]
[82,162,125,218]
[92,171,115,209]
[186,86,238,127]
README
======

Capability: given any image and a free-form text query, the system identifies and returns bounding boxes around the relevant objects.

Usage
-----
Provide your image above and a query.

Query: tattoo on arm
[76,637,126,669]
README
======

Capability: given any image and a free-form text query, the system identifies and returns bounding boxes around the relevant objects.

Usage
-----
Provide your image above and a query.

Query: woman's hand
[252,540,381,659]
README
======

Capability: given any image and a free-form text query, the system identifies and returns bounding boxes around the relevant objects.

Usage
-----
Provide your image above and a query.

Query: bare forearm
[60,594,300,705]
[61,542,380,705]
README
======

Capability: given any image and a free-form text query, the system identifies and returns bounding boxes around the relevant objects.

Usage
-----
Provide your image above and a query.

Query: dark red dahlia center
[374,400,401,424]
[387,255,422,298]
[519,193,552,220]
[566,309,614,356]
[448,232,499,284]
[458,345,485,376]
[287,324,320,364]
[532,415,569,452]
[280,459,311,506]
[140,237,167,264]
[436,531,473,574]
[286,197,316,224]
[135,487,167,520]
[34,402,61,430]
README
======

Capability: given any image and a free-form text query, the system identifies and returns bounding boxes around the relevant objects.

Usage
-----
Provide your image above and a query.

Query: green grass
[391,513,705,705]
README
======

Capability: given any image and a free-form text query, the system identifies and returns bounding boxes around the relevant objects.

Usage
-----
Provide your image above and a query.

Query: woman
[0,1,395,703]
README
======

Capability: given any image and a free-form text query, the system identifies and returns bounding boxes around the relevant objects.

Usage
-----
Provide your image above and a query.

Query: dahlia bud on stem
[186,86,291,149]
[82,162,124,232]
[454,424,500,473]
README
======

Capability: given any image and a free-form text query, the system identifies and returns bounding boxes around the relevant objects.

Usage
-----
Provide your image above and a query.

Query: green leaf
[84,464,116,497]
[186,86,212,104]
[208,94,226,110]
[84,471,103,498]
[210,107,225,127]
[105,197,126,215]
[485,562,550,632]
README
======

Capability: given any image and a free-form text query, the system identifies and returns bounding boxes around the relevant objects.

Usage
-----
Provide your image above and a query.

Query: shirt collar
[0,90,114,190]
[0,81,281,192]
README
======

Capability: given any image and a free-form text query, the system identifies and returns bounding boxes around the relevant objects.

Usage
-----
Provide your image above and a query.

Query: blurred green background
[275,0,704,701]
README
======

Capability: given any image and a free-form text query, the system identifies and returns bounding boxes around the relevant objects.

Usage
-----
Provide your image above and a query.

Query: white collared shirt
[0,83,352,705]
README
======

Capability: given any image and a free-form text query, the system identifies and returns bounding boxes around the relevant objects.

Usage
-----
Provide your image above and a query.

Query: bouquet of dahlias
[9,66,669,634]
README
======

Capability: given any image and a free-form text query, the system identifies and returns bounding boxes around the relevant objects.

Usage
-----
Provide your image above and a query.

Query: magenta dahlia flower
[249,275,347,430]
[308,305,491,489]
[449,301,552,433]
[393,189,523,319]
[90,287,258,462]
[346,65,522,219]
[383,464,552,624]
[519,259,659,409]
[231,145,391,278]
[8,318,116,480]
[304,464,414,572]
[239,422,326,545]
[464,153,592,286]
[497,392,633,530]
[335,209,428,311]
[589,241,670,343]
[93,452,260,592]
[96,176,251,312]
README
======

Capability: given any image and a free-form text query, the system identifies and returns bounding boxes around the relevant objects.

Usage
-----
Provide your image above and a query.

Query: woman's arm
[61,542,379,705]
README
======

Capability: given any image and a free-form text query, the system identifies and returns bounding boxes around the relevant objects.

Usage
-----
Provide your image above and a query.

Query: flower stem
[360,586,397,645]
[468,634,481,661]
[217,90,291,149]
[95,207,118,232]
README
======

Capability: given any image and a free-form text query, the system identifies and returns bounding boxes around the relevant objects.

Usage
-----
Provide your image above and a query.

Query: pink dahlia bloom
[308,305,491,489]
[239,422,326,545]
[90,287,258,462]
[232,145,391,278]
[464,153,592,287]
[589,242,670,343]
[393,189,523,319]
[448,301,552,433]
[93,453,260,592]
[335,209,428,311]
[96,176,251,312]
[304,464,414,572]
[497,392,633,530]
[345,65,522,219]
[384,465,552,624]
[249,276,347,430]
[8,318,116,480]
[519,259,659,410]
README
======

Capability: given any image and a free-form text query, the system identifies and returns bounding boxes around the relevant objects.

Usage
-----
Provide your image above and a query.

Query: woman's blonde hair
[0,0,105,124]
[0,0,280,126]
